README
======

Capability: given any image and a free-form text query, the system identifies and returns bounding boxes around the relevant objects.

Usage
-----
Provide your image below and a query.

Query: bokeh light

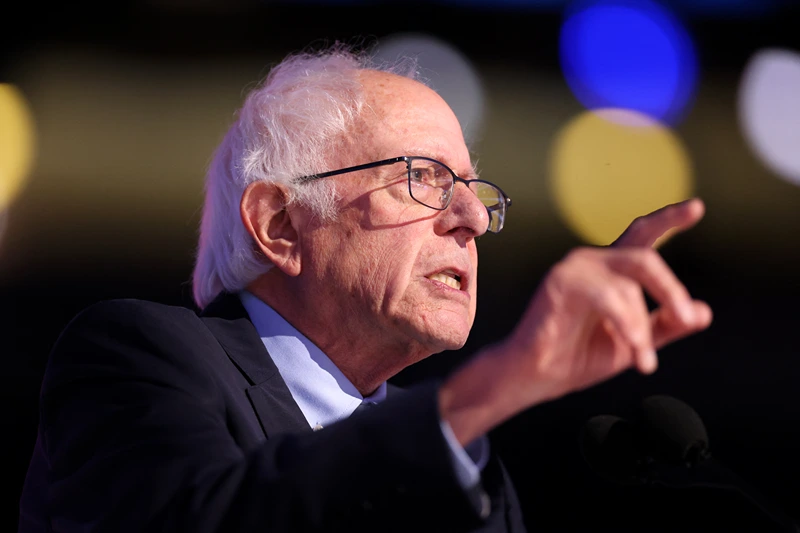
[372,33,487,147]
[0,210,8,251]
[559,0,698,124]
[667,0,783,18]
[0,84,36,210]
[549,108,694,245]
[738,48,800,187]
[432,0,565,8]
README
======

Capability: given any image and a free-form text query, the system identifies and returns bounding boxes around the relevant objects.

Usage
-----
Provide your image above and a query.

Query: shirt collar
[238,290,387,429]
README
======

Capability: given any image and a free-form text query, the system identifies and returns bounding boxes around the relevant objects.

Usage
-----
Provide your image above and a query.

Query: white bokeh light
[372,33,487,147]
[739,48,800,186]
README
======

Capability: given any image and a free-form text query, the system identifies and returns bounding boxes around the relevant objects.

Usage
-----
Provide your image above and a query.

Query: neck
[246,272,425,396]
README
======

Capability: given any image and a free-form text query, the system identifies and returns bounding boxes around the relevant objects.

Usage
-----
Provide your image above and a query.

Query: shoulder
[37,298,236,413]
[69,297,199,325]
[60,298,208,343]
[46,298,218,384]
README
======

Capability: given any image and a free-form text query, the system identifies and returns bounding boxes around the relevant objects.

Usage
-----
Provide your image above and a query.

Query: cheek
[372,236,419,294]
[467,241,479,283]
[322,193,427,306]
[341,231,420,311]
[469,244,479,313]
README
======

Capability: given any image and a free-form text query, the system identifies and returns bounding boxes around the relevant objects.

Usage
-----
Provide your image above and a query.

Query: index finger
[613,198,705,249]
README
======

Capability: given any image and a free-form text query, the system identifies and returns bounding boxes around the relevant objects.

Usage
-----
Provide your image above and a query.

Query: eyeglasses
[295,156,511,233]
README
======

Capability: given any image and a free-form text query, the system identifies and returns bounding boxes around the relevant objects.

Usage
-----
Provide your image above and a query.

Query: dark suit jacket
[19,293,527,532]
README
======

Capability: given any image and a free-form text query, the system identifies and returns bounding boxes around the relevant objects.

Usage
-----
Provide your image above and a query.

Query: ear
[240,181,302,277]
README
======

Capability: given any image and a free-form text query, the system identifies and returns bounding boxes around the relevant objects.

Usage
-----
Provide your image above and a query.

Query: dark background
[4,0,800,531]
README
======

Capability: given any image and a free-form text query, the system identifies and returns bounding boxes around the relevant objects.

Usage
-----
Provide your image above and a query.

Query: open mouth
[426,270,462,290]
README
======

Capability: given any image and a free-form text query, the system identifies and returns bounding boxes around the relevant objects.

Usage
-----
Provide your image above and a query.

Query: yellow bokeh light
[549,108,693,245]
[0,83,36,210]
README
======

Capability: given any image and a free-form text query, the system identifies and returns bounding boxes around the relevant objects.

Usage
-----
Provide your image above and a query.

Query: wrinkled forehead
[348,70,471,168]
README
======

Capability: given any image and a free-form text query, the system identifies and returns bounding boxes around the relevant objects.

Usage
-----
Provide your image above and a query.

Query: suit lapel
[200,292,311,438]
[386,381,404,398]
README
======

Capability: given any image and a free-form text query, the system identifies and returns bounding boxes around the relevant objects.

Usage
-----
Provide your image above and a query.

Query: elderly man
[19,44,711,532]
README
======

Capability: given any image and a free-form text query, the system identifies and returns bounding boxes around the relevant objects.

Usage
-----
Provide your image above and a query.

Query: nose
[434,182,490,238]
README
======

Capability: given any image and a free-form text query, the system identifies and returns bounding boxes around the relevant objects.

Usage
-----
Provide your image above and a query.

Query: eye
[410,169,427,183]
[409,165,436,187]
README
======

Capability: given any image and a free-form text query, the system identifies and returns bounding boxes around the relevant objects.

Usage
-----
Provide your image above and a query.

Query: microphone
[581,395,799,532]
[579,414,645,485]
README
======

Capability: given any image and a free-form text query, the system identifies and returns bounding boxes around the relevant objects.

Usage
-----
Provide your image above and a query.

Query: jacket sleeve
[34,299,490,532]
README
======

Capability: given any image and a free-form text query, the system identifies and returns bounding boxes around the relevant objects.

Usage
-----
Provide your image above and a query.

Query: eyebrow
[464,162,481,181]
[453,159,480,181]
[404,149,481,180]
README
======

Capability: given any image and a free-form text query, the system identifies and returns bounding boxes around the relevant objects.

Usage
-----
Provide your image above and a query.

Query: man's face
[293,71,491,365]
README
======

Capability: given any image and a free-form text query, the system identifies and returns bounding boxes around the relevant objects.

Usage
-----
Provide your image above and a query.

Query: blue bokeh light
[559,0,698,124]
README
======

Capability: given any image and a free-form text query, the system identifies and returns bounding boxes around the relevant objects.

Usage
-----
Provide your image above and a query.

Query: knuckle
[566,246,592,262]
[558,247,595,274]
[630,325,650,346]
[594,283,621,307]
[629,247,660,272]
[638,247,661,268]
[619,278,642,300]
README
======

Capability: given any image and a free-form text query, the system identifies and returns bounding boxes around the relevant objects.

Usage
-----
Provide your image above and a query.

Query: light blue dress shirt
[238,290,488,489]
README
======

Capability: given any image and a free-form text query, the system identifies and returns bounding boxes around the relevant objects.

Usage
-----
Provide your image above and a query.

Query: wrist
[438,342,554,447]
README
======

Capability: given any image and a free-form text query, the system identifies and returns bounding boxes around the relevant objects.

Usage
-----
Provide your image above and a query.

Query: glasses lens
[408,158,453,209]
[471,181,506,233]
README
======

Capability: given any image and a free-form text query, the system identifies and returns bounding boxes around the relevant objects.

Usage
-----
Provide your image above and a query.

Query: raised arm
[440,198,713,447]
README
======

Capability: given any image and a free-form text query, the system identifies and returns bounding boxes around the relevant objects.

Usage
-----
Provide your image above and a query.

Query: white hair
[192,43,423,309]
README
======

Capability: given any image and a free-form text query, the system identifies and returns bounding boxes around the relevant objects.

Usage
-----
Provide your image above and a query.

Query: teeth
[427,273,462,290]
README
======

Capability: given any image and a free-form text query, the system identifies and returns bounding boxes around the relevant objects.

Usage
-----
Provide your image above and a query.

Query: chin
[427,328,470,353]
[402,311,473,354]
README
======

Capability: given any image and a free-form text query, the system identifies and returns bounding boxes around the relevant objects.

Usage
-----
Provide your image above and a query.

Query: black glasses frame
[295,156,512,233]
